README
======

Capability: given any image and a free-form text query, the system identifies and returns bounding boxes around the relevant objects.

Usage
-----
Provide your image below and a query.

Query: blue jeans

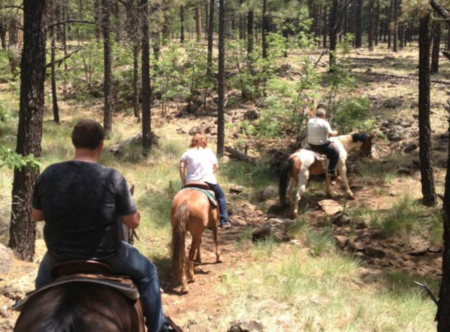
[206,182,229,225]
[310,142,340,173]
[36,242,169,332]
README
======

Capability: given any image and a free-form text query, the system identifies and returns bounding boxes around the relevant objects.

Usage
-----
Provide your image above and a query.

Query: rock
[355,220,368,229]
[233,218,248,227]
[109,132,159,157]
[188,325,209,332]
[0,244,13,274]
[261,185,278,200]
[252,224,271,242]
[348,240,366,252]
[221,156,230,164]
[318,200,343,217]
[383,98,403,109]
[244,109,260,121]
[332,213,351,227]
[387,126,406,142]
[229,185,244,195]
[404,143,418,153]
[359,268,385,282]
[335,235,349,249]
[189,123,213,135]
[228,320,265,332]
[410,243,429,256]
[440,131,450,140]
[365,246,386,258]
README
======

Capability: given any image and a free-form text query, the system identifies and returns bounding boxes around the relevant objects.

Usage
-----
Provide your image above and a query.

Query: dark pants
[310,142,339,174]
[36,242,169,332]
[206,182,229,225]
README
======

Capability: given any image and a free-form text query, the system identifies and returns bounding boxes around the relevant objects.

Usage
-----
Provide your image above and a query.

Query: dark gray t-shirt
[32,161,137,259]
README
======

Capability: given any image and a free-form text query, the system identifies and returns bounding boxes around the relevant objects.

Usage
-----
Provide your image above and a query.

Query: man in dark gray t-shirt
[32,120,169,332]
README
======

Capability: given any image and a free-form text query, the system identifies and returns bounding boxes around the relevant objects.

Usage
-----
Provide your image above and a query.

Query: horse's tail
[172,201,189,284]
[279,157,294,206]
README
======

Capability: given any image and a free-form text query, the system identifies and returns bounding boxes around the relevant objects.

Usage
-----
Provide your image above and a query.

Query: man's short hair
[316,108,327,118]
[72,120,105,150]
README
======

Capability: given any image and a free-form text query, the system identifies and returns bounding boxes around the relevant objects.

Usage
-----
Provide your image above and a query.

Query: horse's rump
[14,283,143,332]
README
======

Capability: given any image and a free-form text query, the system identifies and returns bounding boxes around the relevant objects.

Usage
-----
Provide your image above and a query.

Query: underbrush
[212,245,436,332]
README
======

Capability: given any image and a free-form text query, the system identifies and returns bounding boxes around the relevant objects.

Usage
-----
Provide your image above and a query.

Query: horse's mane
[35,288,85,332]
[351,133,369,143]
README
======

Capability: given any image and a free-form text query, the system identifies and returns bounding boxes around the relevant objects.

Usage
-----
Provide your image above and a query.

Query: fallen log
[225,146,257,165]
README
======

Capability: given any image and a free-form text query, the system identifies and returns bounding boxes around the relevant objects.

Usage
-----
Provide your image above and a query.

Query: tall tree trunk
[62,2,68,73]
[205,4,209,41]
[207,0,215,76]
[375,0,380,46]
[180,6,185,44]
[368,0,375,51]
[387,0,392,48]
[393,0,398,52]
[262,0,269,59]
[418,12,437,207]
[447,25,450,51]
[438,125,450,330]
[94,0,101,42]
[239,0,245,40]
[133,42,140,122]
[102,0,113,135]
[50,0,59,124]
[329,0,338,71]
[322,5,328,48]
[113,0,121,43]
[217,0,225,156]
[0,19,7,49]
[9,0,47,261]
[247,10,254,56]
[195,6,202,42]
[355,0,363,48]
[141,0,152,155]
[432,20,441,75]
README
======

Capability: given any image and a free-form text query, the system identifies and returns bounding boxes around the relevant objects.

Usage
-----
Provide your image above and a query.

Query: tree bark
[50,0,60,124]
[247,10,254,56]
[432,20,441,75]
[141,0,152,155]
[180,5,185,44]
[329,0,338,71]
[418,12,437,207]
[322,5,327,48]
[205,4,209,41]
[355,0,363,48]
[393,0,398,52]
[375,0,380,45]
[133,42,140,122]
[102,0,113,135]
[438,100,450,330]
[262,0,269,59]
[0,18,7,49]
[195,6,202,42]
[368,0,375,51]
[387,0,392,48]
[217,0,225,156]
[207,0,215,76]
[9,0,47,261]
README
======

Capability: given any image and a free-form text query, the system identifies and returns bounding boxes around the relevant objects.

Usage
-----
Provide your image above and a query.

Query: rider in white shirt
[307,108,339,176]
[179,133,231,229]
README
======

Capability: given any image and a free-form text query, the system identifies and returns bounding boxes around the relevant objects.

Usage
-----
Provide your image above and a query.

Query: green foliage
[0,147,41,171]
[333,97,374,133]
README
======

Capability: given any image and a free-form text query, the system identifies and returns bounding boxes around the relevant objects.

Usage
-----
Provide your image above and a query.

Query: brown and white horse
[171,189,221,293]
[279,133,373,217]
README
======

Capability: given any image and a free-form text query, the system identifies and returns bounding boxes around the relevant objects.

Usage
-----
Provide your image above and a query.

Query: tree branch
[45,46,81,69]
[47,20,105,30]
[431,0,450,27]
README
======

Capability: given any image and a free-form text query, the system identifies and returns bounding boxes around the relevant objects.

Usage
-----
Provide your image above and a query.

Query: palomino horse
[14,283,144,332]
[279,133,373,216]
[171,188,221,293]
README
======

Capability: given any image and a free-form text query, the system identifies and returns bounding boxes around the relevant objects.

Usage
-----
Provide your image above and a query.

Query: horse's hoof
[187,278,195,284]
[216,258,222,264]
[347,194,355,200]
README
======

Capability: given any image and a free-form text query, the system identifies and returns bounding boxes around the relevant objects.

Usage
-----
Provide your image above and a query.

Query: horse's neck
[335,135,356,153]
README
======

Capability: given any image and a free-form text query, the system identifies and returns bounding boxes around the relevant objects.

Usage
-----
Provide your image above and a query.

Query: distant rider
[307,108,339,177]
[32,120,170,332]
[179,133,232,229]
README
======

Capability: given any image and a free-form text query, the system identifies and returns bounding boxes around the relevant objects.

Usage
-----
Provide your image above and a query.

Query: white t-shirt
[307,117,333,145]
[180,148,218,184]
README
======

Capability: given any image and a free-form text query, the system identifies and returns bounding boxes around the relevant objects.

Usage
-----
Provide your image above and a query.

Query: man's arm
[179,160,186,187]
[121,210,140,229]
[32,208,45,222]
[213,163,218,173]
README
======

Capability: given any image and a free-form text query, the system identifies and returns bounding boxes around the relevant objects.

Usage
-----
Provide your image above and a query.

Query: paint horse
[171,182,221,293]
[279,133,373,217]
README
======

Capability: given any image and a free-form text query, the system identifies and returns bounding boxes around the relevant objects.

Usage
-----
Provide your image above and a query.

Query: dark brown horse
[171,189,221,293]
[14,283,143,332]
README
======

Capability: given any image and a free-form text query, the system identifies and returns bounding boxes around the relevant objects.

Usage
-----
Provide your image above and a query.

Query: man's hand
[329,131,338,137]
[121,211,140,229]
[32,208,45,222]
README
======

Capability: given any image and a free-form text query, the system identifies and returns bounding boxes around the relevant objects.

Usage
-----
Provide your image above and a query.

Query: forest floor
[1,44,449,331]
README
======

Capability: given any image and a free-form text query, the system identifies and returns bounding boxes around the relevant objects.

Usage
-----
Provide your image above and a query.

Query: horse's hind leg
[213,223,222,263]
[338,163,354,199]
[187,237,200,283]
[194,238,202,264]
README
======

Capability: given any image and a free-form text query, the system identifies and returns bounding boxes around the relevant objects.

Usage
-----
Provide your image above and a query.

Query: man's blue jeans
[206,182,229,225]
[36,242,169,332]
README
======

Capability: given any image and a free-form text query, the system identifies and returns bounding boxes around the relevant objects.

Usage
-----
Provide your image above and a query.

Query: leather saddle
[183,181,218,207]
[13,261,146,332]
